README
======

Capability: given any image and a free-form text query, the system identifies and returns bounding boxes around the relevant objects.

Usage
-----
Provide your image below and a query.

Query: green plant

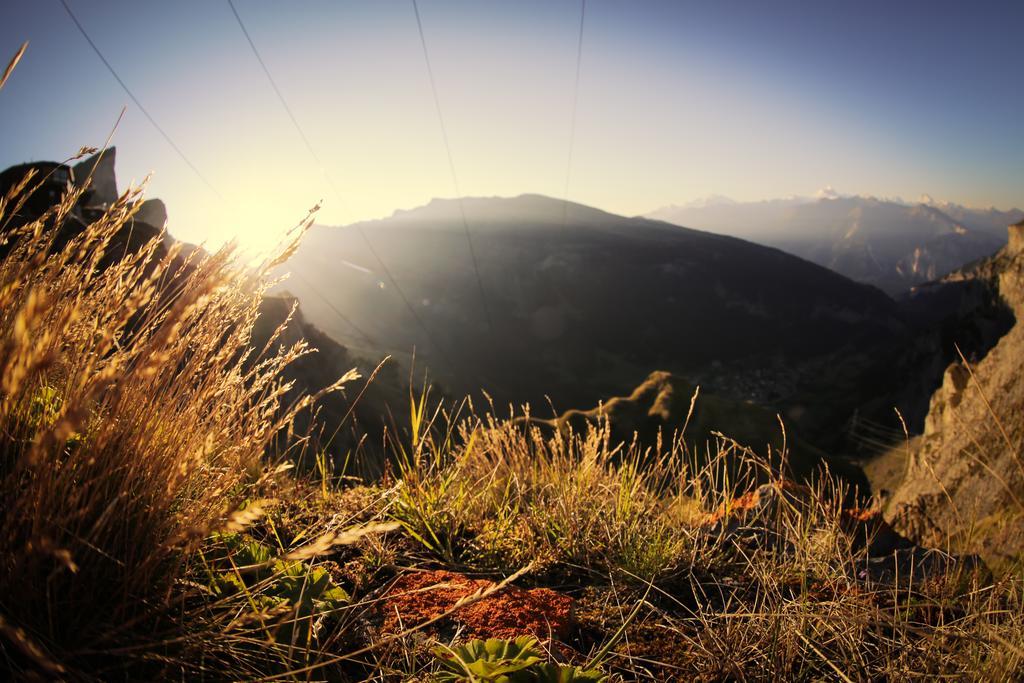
[207,532,349,646]
[389,387,479,564]
[432,637,605,682]
[530,663,607,683]
[388,407,718,580]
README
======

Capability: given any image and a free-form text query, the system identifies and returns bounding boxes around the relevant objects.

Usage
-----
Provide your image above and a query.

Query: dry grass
[0,147,353,675]
[390,403,733,579]
[381,394,1024,680]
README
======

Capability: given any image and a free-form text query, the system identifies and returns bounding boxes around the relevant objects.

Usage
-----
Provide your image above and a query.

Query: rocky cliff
[886,220,1024,569]
[73,147,119,206]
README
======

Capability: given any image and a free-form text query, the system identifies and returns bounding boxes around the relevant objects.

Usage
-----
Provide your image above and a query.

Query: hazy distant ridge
[647,194,1023,294]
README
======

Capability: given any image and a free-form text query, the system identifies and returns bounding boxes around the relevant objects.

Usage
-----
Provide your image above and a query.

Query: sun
[164,190,327,263]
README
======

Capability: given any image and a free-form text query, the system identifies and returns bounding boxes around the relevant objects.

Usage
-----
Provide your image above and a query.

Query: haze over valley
[649,192,1022,294]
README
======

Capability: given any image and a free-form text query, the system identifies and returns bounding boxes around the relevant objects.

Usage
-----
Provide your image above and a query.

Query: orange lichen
[704,480,812,527]
[843,507,880,523]
[380,570,573,641]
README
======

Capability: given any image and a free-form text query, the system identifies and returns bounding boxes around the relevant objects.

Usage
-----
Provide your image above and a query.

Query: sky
[1,0,1023,252]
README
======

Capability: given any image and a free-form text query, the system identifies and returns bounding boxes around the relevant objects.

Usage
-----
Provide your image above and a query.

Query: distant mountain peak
[815,185,844,200]
[362,193,623,231]
[682,193,738,209]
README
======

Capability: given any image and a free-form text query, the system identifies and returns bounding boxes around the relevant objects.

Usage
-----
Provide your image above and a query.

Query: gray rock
[135,198,167,229]
[886,220,1024,568]
[856,547,987,587]
[73,147,118,206]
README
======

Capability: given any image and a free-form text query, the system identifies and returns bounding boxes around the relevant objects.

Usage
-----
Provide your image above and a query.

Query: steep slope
[280,194,904,422]
[884,220,1024,569]
[648,196,1014,294]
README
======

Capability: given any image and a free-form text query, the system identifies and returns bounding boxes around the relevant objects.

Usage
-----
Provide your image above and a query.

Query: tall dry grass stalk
[0,158,342,668]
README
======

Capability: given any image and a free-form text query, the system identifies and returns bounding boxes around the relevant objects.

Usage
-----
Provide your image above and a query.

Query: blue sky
[1,0,1022,249]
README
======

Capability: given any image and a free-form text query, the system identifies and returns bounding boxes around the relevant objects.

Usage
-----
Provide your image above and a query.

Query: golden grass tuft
[0,159,334,671]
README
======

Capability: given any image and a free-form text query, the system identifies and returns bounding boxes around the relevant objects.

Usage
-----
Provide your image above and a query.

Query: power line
[225,0,463,380]
[59,0,223,200]
[63,0,372,352]
[410,0,494,335]
[226,0,328,175]
[559,0,587,234]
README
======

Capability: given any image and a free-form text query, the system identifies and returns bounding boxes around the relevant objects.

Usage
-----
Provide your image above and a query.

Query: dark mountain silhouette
[647,196,1019,294]
[279,194,907,429]
[0,151,169,266]
[251,294,407,475]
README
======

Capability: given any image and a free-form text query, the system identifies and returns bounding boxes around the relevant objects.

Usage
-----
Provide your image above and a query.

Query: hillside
[252,295,406,475]
[0,150,404,475]
[648,195,1019,294]
[280,194,904,421]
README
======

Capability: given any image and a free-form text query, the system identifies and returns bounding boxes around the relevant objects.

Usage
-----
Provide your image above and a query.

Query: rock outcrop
[73,148,118,206]
[135,198,167,229]
[72,148,166,227]
[886,220,1024,569]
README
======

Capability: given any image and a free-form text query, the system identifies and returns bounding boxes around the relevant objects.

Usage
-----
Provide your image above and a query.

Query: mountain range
[276,193,960,463]
[7,150,1016,491]
[647,194,1023,294]
[278,195,909,413]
